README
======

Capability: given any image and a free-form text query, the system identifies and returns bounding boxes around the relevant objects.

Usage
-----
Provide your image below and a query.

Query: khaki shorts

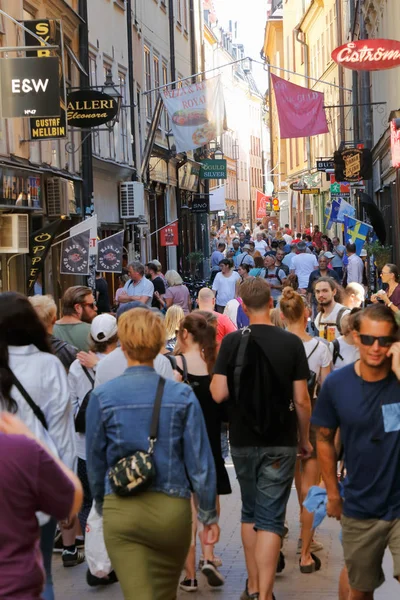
[342,514,400,592]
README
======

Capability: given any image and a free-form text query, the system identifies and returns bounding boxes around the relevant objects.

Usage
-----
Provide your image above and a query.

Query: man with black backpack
[263,254,286,306]
[211,278,312,600]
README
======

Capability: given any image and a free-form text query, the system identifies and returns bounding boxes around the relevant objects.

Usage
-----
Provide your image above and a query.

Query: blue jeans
[231,446,296,536]
[40,518,57,600]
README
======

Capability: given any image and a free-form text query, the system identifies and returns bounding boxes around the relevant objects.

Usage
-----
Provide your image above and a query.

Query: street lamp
[102,70,122,130]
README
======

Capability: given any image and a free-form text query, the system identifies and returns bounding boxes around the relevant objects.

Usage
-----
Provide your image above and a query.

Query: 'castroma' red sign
[332,39,400,71]
[160,221,178,247]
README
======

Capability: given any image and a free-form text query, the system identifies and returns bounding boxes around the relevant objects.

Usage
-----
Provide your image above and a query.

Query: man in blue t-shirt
[312,303,400,598]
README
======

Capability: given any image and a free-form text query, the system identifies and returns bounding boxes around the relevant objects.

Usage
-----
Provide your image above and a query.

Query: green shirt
[53,322,91,352]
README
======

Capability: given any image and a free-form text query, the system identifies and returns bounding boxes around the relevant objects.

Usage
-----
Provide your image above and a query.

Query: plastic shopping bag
[85,503,112,577]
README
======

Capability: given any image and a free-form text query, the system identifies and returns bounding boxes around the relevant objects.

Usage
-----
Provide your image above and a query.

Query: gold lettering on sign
[343,153,361,179]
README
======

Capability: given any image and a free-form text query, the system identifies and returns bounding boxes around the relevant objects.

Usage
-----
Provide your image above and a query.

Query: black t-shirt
[151,276,166,308]
[214,324,310,447]
[95,277,111,313]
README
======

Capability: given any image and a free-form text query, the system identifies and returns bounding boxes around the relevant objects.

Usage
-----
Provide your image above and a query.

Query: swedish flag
[324,205,333,230]
[344,215,373,255]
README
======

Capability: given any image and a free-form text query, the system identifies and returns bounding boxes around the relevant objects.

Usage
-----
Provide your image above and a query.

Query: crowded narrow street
[53,468,398,600]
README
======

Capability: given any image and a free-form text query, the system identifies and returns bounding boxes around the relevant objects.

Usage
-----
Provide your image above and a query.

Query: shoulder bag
[74,367,95,434]
[108,377,165,497]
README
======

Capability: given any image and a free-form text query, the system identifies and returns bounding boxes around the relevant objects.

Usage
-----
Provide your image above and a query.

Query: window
[144,46,152,118]
[153,55,160,126]
[292,31,297,72]
[183,0,188,31]
[176,0,182,24]
[104,65,116,160]
[89,55,100,156]
[119,72,129,162]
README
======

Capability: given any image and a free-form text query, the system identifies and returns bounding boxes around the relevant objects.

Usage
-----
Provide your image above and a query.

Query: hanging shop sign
[96,231,124,273]
[332,39,400,71]
[66,89,119,128]
[289,182,319,194]
[316,159,334,171]
[330,175,351,201]
[191,193,210,214]
[200,159,227,179]
[160,221,178,246]
[301,188,320,195]
[28,220,61,293]
[272,197,280,211]
[24,19,67,140]
[391,119,400,169]
[255,191,272,219]
[334,148,362,182]
[0,57,60,118]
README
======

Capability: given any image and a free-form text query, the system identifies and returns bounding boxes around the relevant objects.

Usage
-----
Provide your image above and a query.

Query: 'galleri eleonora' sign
[0,57,60,118]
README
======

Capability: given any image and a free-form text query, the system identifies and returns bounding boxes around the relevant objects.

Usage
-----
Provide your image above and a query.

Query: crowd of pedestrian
[1,219,400,600]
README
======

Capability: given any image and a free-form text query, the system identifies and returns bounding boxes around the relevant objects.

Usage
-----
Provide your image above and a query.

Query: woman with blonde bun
[280,287,332,575]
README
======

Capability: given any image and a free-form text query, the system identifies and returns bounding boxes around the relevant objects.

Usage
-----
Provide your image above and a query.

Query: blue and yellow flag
[324,205,333,230]
[343,216,373,255]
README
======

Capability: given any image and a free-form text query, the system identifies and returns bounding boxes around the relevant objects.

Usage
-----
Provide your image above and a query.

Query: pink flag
[271,74,329,139]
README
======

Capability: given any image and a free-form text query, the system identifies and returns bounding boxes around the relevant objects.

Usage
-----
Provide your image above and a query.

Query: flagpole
[147,219,179,237]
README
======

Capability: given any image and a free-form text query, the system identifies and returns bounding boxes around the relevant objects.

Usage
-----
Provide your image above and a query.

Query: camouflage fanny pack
[108,377,165,497]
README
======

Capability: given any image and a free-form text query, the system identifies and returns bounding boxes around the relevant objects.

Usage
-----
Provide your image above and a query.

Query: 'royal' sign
[0,57,60,118]
[332,39,400,71]
[67,89,119,128]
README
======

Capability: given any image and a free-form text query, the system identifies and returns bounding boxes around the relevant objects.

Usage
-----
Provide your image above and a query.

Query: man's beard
[81,309,94,324]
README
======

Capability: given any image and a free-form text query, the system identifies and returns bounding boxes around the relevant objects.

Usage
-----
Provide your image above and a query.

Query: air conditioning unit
[46,178,71,217]
[0,214,29,253]
[119,181,145,219]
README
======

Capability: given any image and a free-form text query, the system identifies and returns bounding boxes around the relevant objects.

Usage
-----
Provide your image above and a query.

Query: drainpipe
[335,0,345,144]
[78,0,93,215]
[349,0,360,141]
[126,0,137,179]
[295,27,311,231]
[168,0,176,84]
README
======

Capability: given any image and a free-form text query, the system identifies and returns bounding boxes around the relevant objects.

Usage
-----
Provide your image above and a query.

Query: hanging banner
[256,191,272,219]
[332,39,400,71]
[0,57,60,118]
[337,198,356,222]
[271,74,329,139]
[60,229,90,275]
[161,76,227,153]
[96,231,124,273]
[160,221,178,247]
[24,19,67,140]
[27,219,62,294]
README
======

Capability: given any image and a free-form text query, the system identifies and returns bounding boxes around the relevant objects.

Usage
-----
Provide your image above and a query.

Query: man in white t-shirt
[290,241,318,291]
[254,232,269,255]
[212,259,241,313]
[313,277,350,342]
[346,242,364,285]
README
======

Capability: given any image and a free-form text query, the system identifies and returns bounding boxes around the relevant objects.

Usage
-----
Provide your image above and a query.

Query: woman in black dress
[174,312,231,592]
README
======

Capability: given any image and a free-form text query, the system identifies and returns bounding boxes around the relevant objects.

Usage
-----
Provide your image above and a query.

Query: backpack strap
[177,354,190,385]
[332,339,344,365]
[275,267,282,284]
[335,307,348,334]
[165,354,177,370]
[307,340,320,361]
[233,327,251,404]
[82,366,95,387]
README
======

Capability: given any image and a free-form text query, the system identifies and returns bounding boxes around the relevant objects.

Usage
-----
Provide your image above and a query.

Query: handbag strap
[178,354,190,384]
[233,327,251,404]
[149,377,166,448]
[82,365,95,387]
[11,373,48,430]
[307,340,320,361]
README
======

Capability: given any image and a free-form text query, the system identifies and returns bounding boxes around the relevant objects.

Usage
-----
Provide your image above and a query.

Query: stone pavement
[53,463,398,599]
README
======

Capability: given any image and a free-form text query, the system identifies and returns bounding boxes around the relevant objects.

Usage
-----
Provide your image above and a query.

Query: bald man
[197,287,236,347]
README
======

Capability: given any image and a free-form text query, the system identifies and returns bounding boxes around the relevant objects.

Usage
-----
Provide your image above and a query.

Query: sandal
[299,552,321,574]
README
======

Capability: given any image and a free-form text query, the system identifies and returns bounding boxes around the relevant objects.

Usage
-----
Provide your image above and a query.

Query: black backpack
[306,340,320,399]
[233,328,293,436]
[332,339,344,365]
[74,367,95,433]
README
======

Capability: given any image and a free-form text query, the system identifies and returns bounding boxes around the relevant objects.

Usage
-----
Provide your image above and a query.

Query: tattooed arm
[316,426,342,520]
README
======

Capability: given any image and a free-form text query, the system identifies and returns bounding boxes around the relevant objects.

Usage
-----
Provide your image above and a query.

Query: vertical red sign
[391,120,400,169]
[160,222,178,246]
[256,191,272,219]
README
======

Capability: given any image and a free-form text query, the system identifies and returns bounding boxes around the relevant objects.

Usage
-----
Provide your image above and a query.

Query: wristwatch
[388,301,393,308]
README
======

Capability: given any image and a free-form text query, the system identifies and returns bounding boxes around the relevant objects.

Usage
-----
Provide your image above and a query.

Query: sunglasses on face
[82,302,96,309]
[358,334,394,348]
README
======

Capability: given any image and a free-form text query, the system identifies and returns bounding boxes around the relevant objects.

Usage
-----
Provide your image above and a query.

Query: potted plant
[365,241,392,271]
[186,251,204,276]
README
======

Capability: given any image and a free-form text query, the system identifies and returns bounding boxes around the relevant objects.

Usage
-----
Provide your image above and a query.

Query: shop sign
[160,221,178,246]
[332,39,400,71]
[0,57,60,118]
[191,193,210,214]
[0,167,42,209]
[302,188,320,195]
[316,159,334,171]
[256,191,271,219]
[340,148,362,182]
[391,119,400,169]
[330,175,351,200]
[200,159,227,179]
[28,220,61,293]
[272,197,280,211]
[24,19,67,140]
[66,89,119,128]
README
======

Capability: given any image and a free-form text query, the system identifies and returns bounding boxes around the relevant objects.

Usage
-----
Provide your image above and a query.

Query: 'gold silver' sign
[67,89,119,128]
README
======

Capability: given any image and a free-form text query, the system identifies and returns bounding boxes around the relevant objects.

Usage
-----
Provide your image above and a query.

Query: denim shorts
[231,445,297,536]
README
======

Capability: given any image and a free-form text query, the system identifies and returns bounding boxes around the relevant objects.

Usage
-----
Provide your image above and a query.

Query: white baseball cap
[90,314,118,342]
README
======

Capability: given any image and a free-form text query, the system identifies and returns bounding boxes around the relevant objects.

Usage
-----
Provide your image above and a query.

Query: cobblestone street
[53,464,398,599]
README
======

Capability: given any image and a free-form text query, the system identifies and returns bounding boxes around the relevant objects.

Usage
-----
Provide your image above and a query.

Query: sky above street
[212,0,268,92]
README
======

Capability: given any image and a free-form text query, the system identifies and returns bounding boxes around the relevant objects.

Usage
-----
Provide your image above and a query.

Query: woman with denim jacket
[86,307,219,600]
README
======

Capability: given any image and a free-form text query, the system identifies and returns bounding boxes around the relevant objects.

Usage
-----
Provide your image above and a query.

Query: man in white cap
[234,244,255,269]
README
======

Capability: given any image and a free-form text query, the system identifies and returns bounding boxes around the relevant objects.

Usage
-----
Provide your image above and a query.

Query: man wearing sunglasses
[312,304,400,599]
[54,286,98,352]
